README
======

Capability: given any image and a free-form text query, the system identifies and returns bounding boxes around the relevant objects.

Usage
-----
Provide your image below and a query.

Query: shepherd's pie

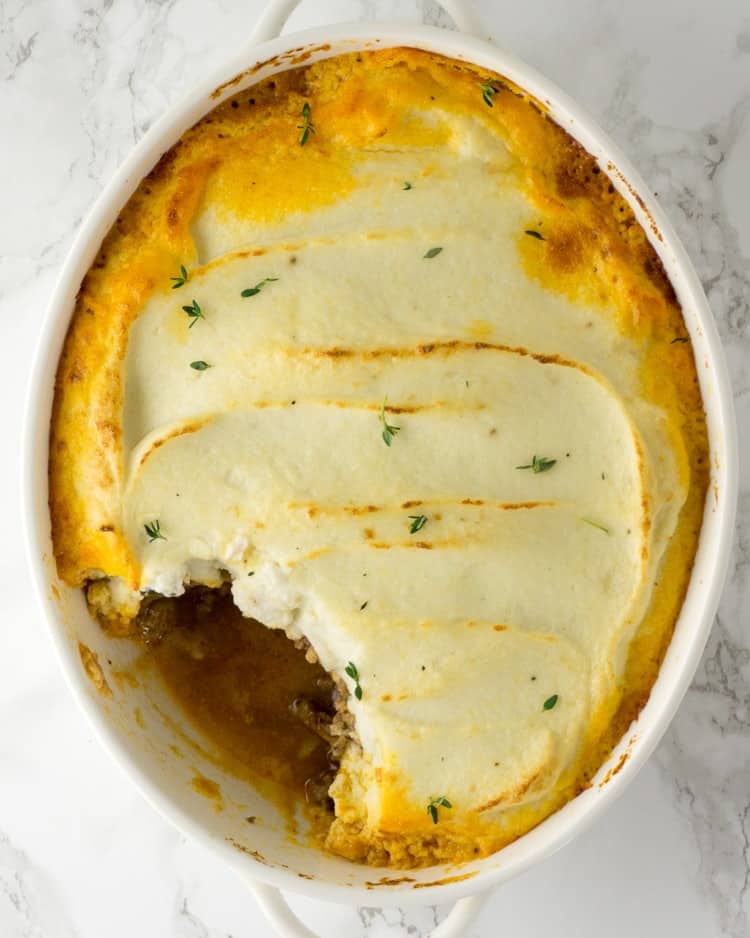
[49,48,709,867]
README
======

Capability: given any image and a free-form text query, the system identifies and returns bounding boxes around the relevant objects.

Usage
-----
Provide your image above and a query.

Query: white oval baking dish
[22,1,737,935]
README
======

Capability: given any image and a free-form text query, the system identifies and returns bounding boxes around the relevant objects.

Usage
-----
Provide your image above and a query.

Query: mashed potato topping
[50,48,708,866]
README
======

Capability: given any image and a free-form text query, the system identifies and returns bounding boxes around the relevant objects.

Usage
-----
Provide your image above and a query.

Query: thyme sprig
[479,82,499,107]
[241,277,278,298]
[380,397,401,447]
[144,520,166,542]
[516,454,557,473]
[408,514,428,534]
[298,102,315,146]
[182,299,203,327]
[345,661,363,700]
[427,795,452,824]
[171,265,188,289]
[580,517,609,534]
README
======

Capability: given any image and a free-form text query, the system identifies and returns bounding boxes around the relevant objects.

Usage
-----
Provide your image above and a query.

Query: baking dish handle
[248,881,489,937]
[250,0,486,43]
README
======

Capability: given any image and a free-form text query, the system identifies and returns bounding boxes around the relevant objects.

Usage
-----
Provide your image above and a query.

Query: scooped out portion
[114,585,354,810]
[52,47,708,868]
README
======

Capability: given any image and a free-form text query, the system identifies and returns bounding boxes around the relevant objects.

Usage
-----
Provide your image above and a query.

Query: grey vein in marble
[0,834,78,938]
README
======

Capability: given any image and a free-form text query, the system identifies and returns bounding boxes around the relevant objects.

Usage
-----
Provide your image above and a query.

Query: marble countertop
[1,0,748,934]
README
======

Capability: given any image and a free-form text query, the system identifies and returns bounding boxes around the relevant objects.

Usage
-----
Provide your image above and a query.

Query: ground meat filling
[289,659,360,808]
[87,581,358,810]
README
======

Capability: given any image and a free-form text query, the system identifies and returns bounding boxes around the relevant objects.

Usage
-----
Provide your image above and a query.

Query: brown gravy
[132,589,333,796]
